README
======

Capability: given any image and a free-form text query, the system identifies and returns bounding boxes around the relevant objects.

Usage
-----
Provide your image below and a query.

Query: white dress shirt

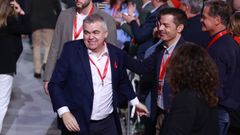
[57,44,139,119]
[72,12,87,40]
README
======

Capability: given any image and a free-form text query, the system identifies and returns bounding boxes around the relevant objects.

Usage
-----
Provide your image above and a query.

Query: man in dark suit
[125,8,187,135]
[201,1,240,135]
[43,0,118,94]
[48,14,148,135]
[179,0,211,48]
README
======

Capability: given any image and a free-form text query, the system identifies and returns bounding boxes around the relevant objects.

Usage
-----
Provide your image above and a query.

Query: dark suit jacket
[182,15,211,48]
[125,37,185,121]
[48,39,136,135]
[129,3,169,59]
[0,15,30,74]
[207,31,240,110]
[160,89,219,135]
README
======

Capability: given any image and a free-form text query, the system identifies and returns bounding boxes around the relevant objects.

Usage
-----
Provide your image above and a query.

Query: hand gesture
[62,112,80,132]
[10,0,25,15]
[135,102,149,117]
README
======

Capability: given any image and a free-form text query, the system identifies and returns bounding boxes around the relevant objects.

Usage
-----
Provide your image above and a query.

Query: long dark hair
[166,42,219,107]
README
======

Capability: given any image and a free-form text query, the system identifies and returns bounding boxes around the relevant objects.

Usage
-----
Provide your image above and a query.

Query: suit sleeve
[118,61,136,101]
[130,17,156,44]
[43,11,64,81]
[48,43,70,112]
[123,50,157,74]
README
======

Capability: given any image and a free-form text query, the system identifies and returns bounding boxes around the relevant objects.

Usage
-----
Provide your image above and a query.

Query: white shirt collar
[142,1,151,9]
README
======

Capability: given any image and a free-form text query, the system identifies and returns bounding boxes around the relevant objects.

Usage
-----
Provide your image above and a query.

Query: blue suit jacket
[49,39,136,135]
[125,37,185,121]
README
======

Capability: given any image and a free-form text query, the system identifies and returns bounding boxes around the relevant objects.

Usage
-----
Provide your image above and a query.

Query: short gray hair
[180,0,203,14]
[83,14,108,31]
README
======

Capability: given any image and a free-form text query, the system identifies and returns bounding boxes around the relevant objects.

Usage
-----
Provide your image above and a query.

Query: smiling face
[156,14,183,45]
[83,21,108,53]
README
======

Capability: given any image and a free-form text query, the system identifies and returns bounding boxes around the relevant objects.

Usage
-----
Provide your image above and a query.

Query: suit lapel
[77,40,94,90]
[107,45,118,89]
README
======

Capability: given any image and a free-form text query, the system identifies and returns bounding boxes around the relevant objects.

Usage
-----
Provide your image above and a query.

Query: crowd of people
[0,0,240,135]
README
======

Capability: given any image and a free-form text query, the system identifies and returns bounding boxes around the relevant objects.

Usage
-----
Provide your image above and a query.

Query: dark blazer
[129,3,169,59]
[125,37,185,119]
[0,15,30,74]
[207,31,240,110]
[160,89,219,135]
[182,15,211,48]
[48,39,137,135]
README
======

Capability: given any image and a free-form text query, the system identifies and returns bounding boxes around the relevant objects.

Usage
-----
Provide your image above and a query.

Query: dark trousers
[61,114,118,135]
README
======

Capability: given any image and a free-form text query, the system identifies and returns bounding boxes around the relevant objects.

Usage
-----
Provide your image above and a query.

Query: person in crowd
[124,8,187,135]
[48,14,148,135]
[228,12,240,44]
[159,43,219,135]
[179,0,211,48]
[43,0,118,94]
[122,0,169,59]
[25,0,62,79]
[103,0,137,47]
[0,0,30,133]
[201,1,240,135]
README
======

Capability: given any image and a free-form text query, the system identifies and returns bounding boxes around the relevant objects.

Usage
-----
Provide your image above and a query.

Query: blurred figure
[0,0,30,133]
[103,0,136,47]
[122,0,169,59]
[26,0,62,79]
[201,1,240,135]
[160,43,219,135]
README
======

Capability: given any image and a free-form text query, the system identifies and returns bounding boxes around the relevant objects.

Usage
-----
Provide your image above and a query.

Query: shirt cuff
[57,106,70,118]
[130,97,140,106]
[120,21,127,26]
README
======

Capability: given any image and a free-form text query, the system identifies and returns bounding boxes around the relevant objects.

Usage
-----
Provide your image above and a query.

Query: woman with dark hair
[160,42,219,135]
[0,0,30,133]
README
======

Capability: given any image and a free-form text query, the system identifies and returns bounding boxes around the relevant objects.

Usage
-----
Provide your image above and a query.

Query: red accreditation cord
[207,30,228,49]
[73,4,94,40]
[233,36,240,45]
[158,51,172,95]
[89,56,110,86]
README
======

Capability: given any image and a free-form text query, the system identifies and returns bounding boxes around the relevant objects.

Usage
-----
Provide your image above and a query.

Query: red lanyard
[158,51,172,95]
[89,55,110,86]
[73,4,94,40]
[233,36,240,45]
[207,30,228,49]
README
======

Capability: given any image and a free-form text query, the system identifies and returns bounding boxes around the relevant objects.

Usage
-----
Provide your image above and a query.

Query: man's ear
[214,16,222,26]
[176,24,184,33]
[104,31,108,39]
